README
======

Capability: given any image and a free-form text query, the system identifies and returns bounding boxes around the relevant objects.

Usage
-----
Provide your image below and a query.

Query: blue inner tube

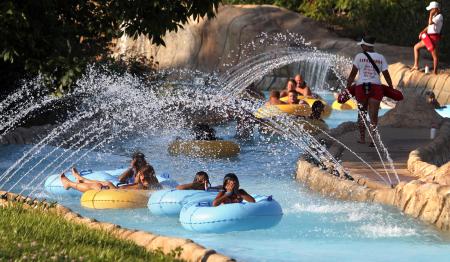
[179,195,283,233]
[44,169,178,197]
[148,189,218,216]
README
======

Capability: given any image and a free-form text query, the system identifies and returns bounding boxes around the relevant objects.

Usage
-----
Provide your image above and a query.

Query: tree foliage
[0,0,220,93]
[224,0,449,61]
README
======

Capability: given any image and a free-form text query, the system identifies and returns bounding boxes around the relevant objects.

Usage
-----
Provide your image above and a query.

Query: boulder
[379,90,444,128]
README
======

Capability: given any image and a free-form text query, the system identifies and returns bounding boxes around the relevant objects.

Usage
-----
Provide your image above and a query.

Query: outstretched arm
[238,189,255,203]
[118,168,133,183]
[176,183,193,190]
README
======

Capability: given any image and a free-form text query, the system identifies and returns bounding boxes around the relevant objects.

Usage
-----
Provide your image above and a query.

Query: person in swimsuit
[212,173,255,206]
[294,74,313,97]
[309,100,325,120]
[286,90,308,105]
[192,124,217,141]
[60,152,161,192]
[176,171,211,190]
[265,90,286,106]
[118,152,159,186]
[425,91,446,109]
[280,79,297,97]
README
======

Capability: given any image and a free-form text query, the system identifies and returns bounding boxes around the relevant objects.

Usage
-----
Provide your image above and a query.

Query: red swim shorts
[421,33,441,52]
[355,84,383,102]
[338,84,403,103]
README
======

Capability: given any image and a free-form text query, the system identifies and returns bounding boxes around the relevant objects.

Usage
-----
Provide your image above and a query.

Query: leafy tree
[0,0,220,94]
[223,0,449,62]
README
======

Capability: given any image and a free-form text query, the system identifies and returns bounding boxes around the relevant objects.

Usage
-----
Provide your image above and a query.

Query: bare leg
[70,167,116,189]
[71,167,85,182]
[60,173,103,192]
[357,101,368,144]
[412,41,426,70]
[431,49,439,74]
[367,98,381,146]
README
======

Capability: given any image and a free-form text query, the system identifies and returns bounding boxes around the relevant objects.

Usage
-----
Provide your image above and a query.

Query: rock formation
[113,5,449,104]
[379,90,444,128]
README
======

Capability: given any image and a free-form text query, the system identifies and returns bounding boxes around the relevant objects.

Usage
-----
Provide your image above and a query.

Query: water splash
[0,33,400,194]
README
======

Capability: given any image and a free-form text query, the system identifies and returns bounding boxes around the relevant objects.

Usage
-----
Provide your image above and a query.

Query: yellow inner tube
[259,118,328,135]
[168,140,240,158]
[257,96,331,118]
[332,100,358,110]
[80,189,151,209]
[255,104,311,118]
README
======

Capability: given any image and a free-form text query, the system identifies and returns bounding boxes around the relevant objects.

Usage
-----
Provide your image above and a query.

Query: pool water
[1,94,449,261]
[436,105,450,118]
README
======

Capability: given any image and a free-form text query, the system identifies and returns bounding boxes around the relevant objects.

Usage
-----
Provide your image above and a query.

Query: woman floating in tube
[212,173,255,206]
[60,152,160,192]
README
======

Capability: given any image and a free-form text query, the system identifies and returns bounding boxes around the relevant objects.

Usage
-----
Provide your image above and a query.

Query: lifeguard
[345,36,394,146]
[412,1,444,74]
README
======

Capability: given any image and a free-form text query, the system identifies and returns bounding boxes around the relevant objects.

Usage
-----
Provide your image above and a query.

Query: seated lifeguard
[192,124,216,140]
[426,91,446,109]
[266,90,286,105]
[212,173,255,206]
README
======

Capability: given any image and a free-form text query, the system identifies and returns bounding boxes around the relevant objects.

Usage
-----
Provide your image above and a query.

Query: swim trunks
[354,83,383,102]
[421,33,441,52]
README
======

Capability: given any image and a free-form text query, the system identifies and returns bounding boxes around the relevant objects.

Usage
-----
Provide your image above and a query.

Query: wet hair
[222,173,239,189]
[311,100,325,113]
[270,90,280,98]
[193,171,209,183]
[193,124,216,140]
[132,151,145,161]
[132,151,148,171]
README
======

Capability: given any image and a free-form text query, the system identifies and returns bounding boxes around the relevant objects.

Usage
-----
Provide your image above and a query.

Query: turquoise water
[436,105,450,118]
[1,95,449,261]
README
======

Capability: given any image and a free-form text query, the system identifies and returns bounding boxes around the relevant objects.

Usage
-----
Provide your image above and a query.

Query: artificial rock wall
[296,121,450,231]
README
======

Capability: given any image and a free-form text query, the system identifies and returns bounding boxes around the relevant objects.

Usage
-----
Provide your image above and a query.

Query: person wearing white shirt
[345,36,394,147]
[412,1,444,74]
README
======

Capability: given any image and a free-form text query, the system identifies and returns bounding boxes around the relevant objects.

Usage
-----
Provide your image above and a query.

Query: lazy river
[1,92,450,262]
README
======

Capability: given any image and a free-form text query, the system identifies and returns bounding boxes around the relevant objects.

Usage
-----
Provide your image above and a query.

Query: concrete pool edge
[0,191,235,262]
[296,121,450,232]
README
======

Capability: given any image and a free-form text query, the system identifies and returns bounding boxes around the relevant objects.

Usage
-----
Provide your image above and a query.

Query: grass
[0,203,182,261]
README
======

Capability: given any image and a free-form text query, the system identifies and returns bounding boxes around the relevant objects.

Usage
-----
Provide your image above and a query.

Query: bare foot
[71,167,83,182]
[410,66,419,72]
[60,173,70,190]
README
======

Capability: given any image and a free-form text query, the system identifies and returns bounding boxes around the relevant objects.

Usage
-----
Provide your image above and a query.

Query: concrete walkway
[336,127,431,188]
